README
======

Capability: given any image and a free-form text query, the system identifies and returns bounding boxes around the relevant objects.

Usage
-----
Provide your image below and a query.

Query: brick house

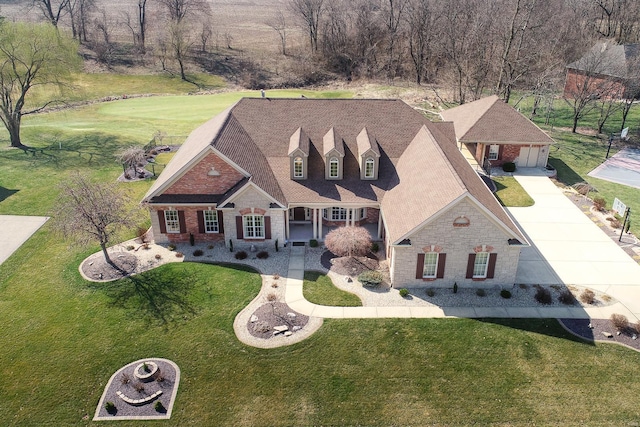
[143,98,528,287]
[440,95,555,168]
[563,42,640,101]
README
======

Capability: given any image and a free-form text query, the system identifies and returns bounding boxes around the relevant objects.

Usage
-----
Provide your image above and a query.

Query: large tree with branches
[0,22,79,148]
[53,173,137,266]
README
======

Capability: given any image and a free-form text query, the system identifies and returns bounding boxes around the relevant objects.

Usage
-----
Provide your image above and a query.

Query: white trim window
[243,215,265,239]
[473,252,490,278]
[422,252,439,278]
[165,210,180,233]
[488,145,500,161]
[364,157,375,178]
[293,157,303,178]
[329,157,339,178]
[204,210,219,233]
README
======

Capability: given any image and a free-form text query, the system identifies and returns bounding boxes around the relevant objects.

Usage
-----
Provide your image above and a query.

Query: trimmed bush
[155,253,162,260]
[309,239,318,247]
[358,270,384,287]
[105,401,116,414]
[193,249,203,257]
[610,313,628,332]
[453,282,458,294]
[175,252,184,258]
[580,289,596,304]
[126,245,135,251]
[371,242,379,253]
[235,251,248,260]
[267,293,277,301]
[257,251,269,259]
[502,162,516,172]
[154,401,165,412]
[325,226,371,257]
[558,290,576,305]
[189,233,195,246]
[534,286,552,305]
[229,239,234,252]
[476,288,486,297]
[593,197,606,211]
[399,288,409,297]
[167,244,176,251]
[426,288,435,297]
[500,289,512,299]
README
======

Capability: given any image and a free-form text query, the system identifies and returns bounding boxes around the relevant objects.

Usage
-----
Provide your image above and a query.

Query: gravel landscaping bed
[560,318,640,352]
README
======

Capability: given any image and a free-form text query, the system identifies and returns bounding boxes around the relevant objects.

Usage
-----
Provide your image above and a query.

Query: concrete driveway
[0,215,49,266]
[507,169,640,318]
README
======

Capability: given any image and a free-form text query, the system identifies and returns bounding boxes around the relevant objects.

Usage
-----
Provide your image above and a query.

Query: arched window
[293,157,303,178]
[329,157,339,178]
[364,157,375,178]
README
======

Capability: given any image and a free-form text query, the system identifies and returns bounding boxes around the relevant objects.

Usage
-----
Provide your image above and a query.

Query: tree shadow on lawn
[90,266,201,327]
[475,318,595,346]
[0,186,18,202]
[548,158,584,186]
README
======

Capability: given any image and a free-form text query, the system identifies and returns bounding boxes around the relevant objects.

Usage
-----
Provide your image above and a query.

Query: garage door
[519,146,540,167]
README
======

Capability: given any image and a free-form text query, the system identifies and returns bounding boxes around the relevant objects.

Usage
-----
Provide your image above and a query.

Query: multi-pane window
[293,157,303,178]
[164,210,180,233]
[488,145,500,161]
[473,252,490,278]
[329,157,339,178]
[322,207,366,221]
[204,210,218,233]
[243,215,264,238]
[365,158,375,178]
[422,252,439,278]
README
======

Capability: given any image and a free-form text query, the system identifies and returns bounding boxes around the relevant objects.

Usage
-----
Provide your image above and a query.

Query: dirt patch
[322,253,379,276]
[560,318,640,352]
[81,252,138,281]
[247,302,309,340]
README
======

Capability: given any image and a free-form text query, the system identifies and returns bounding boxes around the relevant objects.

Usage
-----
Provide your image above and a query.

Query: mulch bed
[321,252,379,276]
[81,252,138,281]
[560,318,640,352]
[247,302,309,339]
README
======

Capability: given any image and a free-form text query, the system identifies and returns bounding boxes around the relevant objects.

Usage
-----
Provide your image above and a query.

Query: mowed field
[0,0,301,55]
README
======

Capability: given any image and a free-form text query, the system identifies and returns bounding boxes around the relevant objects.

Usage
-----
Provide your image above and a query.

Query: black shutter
[158,211,166,234]
[416,253,425,279]
[197,211,205,233]
[466,254,476,279]
[236,216,244,239]
[436,253,446,279]
[178,211,186,233]
[218,211,224,233]
[487,253,497,279]
[264,216,271,239]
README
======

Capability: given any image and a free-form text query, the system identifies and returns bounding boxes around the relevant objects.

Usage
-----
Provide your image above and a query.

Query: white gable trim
[465,194,529,244]
[221,180,286,209]
[145,145,250,201]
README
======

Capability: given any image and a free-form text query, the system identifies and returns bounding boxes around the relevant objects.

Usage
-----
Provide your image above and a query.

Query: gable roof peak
[323,126,345,156]
[288,127,310,157]
[356,127,380,157]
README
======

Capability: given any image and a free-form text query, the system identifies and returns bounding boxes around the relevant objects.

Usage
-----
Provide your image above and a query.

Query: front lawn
[493,176,535,207]
[303,271,362,307]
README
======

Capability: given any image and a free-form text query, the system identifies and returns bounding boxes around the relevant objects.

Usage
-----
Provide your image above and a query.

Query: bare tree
[169,22,194,81]
[53,173,137,266]
[0,22,80,149]
[289,0,324,52]
[68,0,94,42]
[159,0,209,24]
[117,146,146,178]
[199,19,213,52]
[325,226,371,258]
[121,0,148,51]
[406,0,437,85]
[31,0,71,27]
[381,0,408,80]
[267,9,289,56]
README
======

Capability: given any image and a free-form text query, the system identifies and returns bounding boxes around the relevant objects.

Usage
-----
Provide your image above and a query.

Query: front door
[293,207,306,221]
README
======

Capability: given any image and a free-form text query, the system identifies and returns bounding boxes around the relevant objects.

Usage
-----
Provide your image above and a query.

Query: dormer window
[364,158,375,178]
[293,157,304,178]
[329,157,339,178]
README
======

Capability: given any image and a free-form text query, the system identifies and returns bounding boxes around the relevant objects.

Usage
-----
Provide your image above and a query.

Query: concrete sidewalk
[284,245,637,321]
[0,215,49,266]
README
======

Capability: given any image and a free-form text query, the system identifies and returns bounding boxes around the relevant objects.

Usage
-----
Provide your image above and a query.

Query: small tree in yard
[117,146,146,177]
[324,226,371,258]
[53,173,137,265]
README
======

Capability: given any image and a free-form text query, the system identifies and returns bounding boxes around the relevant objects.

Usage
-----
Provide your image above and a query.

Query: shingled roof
[567,42,640,79]
[144,98,526,244]
[440,95,555,145]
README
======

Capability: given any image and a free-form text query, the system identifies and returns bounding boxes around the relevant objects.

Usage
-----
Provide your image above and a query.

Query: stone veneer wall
[150,206,225,244]
[391,198,521,288]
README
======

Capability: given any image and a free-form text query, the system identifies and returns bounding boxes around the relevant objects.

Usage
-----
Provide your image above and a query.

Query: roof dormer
[288,127,309,180]
[323,127,344,180]
[357,127,380,180]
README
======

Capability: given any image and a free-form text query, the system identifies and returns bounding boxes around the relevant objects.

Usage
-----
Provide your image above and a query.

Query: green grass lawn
[303,271,362,307]
[493,176,535,207]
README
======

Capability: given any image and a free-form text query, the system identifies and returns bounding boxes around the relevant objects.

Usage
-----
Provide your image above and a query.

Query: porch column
[317,209,323,239]
[350,208,355,226]
[285,209,290,240]
[312,208,318,239]
[377,213,383,239]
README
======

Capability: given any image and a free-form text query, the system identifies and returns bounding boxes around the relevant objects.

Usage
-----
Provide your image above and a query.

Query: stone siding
[150,206,225,244]
[391,198,521,288]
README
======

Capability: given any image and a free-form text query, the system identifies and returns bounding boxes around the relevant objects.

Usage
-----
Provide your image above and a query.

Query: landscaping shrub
[610,313,628,332]
[399,288,409,297]
[275,239,279,252]
[257,251,269,259]
[273,273,280,280]
[534,286,552,304]
[426,288,435,297]
[558,290,576,305]
[358,270,384,287]
[453,282,458,294]
[606,217,622,228]
[580,289,596,304]
[500,289,512,299]
[167,244,176,251]
[189,233,195,246]
[235,251,248,260]
[502,162,516,172]
[126,245,135,251]
[309,239,318,247]
[325,226,371,257]
[208,244,214,250]
[105,401,116,414]
[476,288,486,297]
[133,382,145,392]
[593,197,606,211]
[371,242,379,253]
[175,252,184,258]
[267,293,277,301]
[120,373,130,385]
[193,249,203,257]
[136,226,148,242]
[154,401,165,412]
[229,239,233,252]
[155,253,162,260]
